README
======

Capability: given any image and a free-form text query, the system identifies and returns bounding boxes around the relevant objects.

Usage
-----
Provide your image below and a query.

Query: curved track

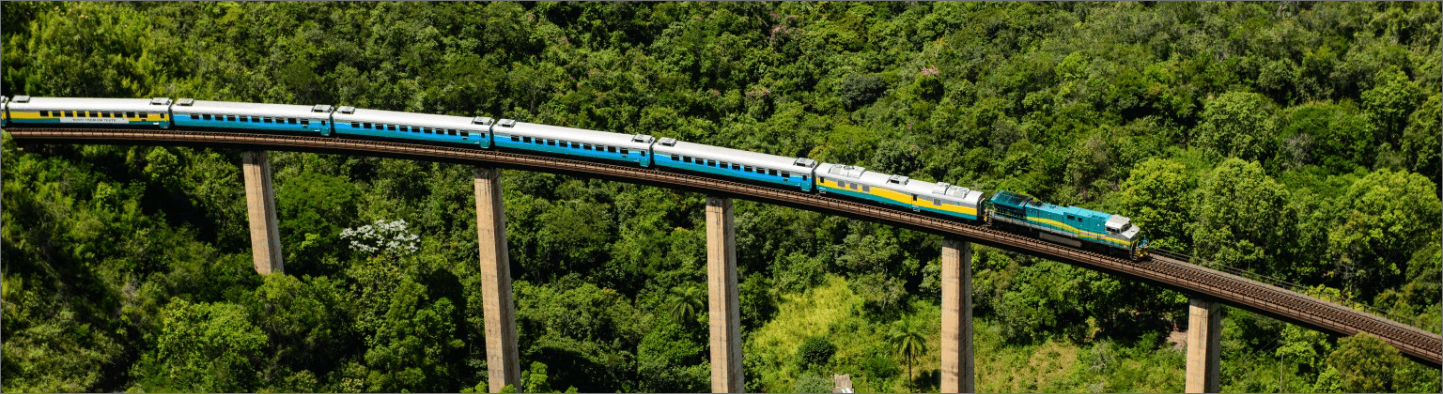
[6,127,1440,367]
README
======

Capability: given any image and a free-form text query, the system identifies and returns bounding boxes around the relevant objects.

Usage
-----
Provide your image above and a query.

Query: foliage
[1325,333,1407,393]
[793,372,833,393]
[2,2,1440,393]
[795,335,837,372]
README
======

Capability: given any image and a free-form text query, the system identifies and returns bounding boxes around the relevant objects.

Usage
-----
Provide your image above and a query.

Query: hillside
[2,2,1440,392]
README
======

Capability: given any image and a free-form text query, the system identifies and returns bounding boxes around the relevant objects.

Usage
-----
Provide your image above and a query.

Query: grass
[747,274,1195,393]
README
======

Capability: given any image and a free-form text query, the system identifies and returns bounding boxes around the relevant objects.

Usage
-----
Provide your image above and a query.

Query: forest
[1,2,1440,393]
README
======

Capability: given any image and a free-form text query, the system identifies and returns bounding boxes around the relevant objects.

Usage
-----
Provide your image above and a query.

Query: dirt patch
[1165,330,1187,351]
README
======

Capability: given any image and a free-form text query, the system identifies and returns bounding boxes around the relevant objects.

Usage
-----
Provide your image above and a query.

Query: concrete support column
[242,151,283,274]
[706,196,744,393]
[474,167,520,393]
[1185,298,1223,393]
[940,239,974,393]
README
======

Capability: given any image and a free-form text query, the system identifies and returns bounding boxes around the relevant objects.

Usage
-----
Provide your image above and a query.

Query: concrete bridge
[7,127,1440,393]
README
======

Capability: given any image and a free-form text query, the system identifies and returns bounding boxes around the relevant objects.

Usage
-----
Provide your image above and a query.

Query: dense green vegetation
[2,2,1440,392]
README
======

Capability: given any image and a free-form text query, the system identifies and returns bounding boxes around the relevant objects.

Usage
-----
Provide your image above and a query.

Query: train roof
[992,190,1118,222]
[656,138,814,171]
[493,120,655,148]
[174,99,330,118]
[6,96,172,111]
[333,106,491,130]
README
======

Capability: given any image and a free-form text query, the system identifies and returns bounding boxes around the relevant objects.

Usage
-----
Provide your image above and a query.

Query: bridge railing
[1152,248,1438,334]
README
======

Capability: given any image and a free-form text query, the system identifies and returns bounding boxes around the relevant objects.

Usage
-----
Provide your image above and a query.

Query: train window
[523,136,532,143]
[385,124,394,131]
[461,131,469,138]
[609,146,618,153]
[511,135,520,142]
[40,110,49,117]
[225,115,234,121]
[863,185,871,192]
[782,171,790,178]
[127,112,135,118]
[202,114,211,120]
[352,122,360,128]
[548,139,556,146]
[288,118,297,124]
[621,148,630,155]
[301,120,310,127]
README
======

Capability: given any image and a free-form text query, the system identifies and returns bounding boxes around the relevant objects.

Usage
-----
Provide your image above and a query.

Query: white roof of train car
[653,138,813,172]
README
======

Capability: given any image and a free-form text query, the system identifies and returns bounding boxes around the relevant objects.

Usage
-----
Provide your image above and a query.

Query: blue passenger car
[491,119,655,166]
[172,99,333,135]
[652,138,817,191]
[332,106,492,147]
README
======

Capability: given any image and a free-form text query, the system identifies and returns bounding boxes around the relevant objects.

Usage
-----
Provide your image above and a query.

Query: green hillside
[2,2,1439,392]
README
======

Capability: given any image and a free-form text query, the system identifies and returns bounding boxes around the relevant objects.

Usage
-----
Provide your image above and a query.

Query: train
[2,95,1150,259]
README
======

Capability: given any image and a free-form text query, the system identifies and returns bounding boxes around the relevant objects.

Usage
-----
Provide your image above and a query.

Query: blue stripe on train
[494,138,649,166]
[332,123,488,147]
[174,115,323,134]
[654,157,811,191]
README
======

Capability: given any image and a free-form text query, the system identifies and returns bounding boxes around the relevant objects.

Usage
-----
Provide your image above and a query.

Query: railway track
[7,127,1440,367]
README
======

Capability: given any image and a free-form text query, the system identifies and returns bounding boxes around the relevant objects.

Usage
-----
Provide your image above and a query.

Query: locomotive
[3,95,1149,260]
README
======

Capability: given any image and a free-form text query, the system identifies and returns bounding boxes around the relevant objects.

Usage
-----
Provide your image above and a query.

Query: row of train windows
[38,110,159,118]
[508,135,637,155]
[193,113,319,127]
[351,122,470,137]
[824,177,949,206]
[670,154,804,179]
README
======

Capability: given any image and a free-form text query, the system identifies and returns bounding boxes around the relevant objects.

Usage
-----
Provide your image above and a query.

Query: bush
[793,373,832,393]
[838,74,887,110]
[795,336,837,371]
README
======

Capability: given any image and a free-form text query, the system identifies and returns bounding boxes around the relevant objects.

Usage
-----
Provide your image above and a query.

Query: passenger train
[2,95,1149,259]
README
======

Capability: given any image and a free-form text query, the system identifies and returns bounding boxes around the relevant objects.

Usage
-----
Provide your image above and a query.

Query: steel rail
[6,127,1440,367]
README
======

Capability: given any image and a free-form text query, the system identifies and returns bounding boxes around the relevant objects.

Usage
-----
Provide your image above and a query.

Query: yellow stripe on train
[1026,216,1133,247]
[818,179,978,217]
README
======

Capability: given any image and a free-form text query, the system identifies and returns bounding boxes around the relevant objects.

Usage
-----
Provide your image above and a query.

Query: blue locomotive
[1,95,1150,259]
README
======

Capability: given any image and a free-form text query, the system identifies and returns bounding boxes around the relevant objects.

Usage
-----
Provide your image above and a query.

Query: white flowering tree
[340,219,420,256]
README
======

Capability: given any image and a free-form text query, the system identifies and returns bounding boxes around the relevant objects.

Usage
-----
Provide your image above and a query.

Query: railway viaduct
[6,127,1440,393]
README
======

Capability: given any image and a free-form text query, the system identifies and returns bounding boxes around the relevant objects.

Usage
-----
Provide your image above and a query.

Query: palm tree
[666,285,706,326]
[887,318,928,392]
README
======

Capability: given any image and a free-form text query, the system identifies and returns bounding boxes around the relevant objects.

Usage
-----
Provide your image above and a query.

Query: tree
[1115,158,1196,249]
[1400,94,1441,189]
[132,299,268,392]
[1325,333,1405,393]
[665,285,706,327]
[1190,159,1294,275]
[1194,92,1277,161]
[1328,169,1441,299]
[1361,68,1423,139]
[886,318,928,392]
[794,336,837,371]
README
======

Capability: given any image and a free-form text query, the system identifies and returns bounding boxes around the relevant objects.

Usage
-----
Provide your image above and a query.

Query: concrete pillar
[474,167,520,393]
[1185,298,1223,393]
[241,151,283,274]
[706,196,744,393]
[940,239,974,393]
